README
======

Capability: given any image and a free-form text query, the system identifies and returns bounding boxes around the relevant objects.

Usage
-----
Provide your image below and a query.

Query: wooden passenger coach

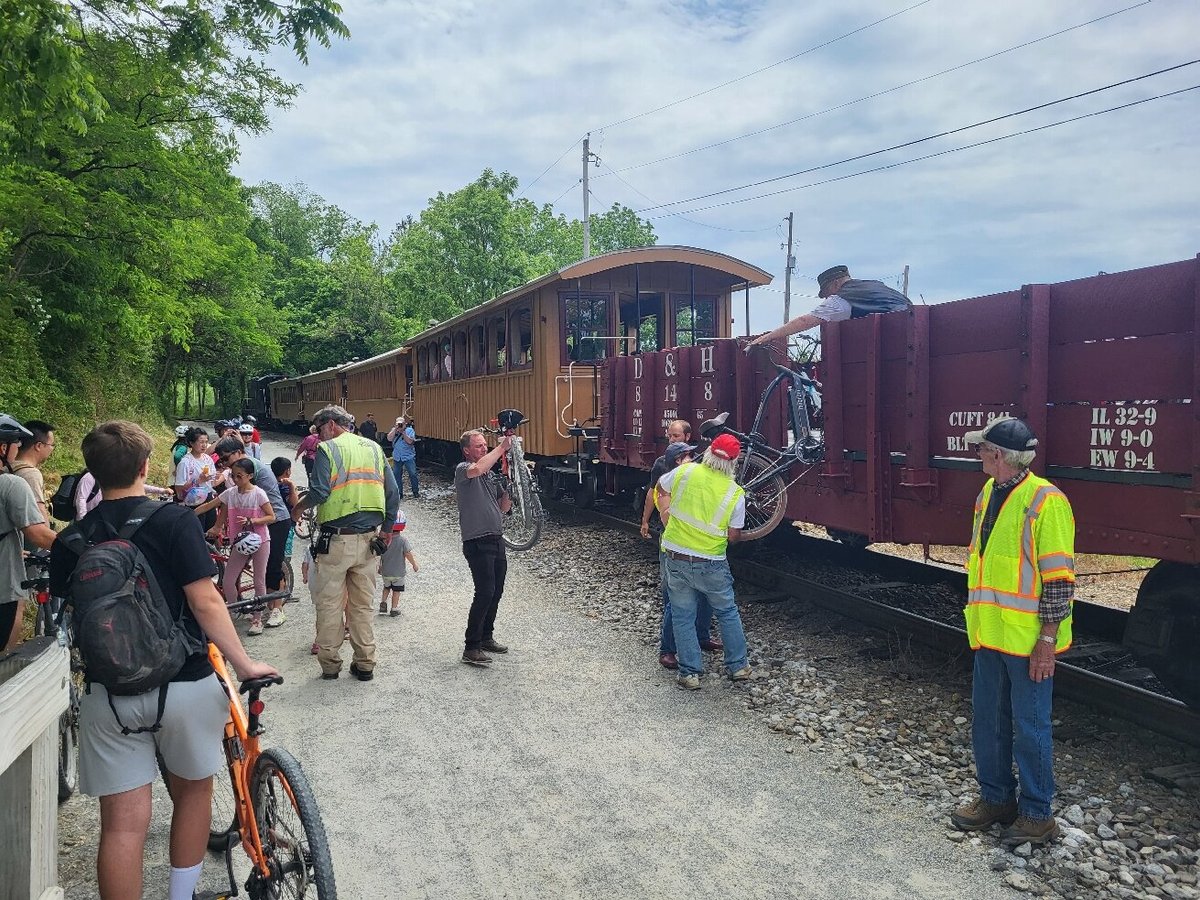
[406,247,771,479]
[342,347,413,429]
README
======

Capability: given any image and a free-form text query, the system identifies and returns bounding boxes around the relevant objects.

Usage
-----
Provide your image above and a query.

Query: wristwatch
[1037,634,1056,645]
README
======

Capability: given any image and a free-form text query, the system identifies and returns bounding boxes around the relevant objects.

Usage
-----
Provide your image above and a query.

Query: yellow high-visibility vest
[315,432,387,524]
[661,462,744,559]
[965,472,1075,656]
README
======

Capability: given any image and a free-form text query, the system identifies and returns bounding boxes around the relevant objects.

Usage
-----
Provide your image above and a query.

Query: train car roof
[341,346,409,374]
[403,245,774,343]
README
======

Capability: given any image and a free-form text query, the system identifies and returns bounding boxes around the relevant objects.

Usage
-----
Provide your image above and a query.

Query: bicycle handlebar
[225,590,293,614]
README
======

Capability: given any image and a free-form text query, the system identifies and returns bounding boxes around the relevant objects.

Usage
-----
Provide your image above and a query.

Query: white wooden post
[0,637,69,900]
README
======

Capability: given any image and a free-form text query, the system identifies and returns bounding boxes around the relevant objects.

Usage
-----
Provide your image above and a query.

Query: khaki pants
[311,532,378,674]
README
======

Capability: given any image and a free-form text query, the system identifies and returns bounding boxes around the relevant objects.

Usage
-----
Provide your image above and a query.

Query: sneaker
[266,608,286,628]
[658,652,678,670]
[389,608,400,617]
[348,663,374,682]
[676,673,701,690]
[699,639,724,652]
[461,648,493,667]
[247,619,265,636]
[379,601,388,613]
[950,798,1018,832]
[1000,815,1060,846]
[480,638,508,654]
[729,666,752,681]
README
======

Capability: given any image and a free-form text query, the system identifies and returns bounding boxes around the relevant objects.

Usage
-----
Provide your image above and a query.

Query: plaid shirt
[979,469,1072,626]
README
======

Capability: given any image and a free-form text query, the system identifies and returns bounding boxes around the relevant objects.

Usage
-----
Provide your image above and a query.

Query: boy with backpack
[49,420,277,900]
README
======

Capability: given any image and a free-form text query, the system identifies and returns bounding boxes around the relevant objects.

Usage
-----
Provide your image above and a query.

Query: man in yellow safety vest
[951,416,1075,846]
[291,404,399,681]
[655,432,752,690]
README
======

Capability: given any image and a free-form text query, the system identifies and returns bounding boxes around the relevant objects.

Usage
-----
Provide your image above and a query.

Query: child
[209,458,275,635]
[378,511,418,616]
[270,456,297,560]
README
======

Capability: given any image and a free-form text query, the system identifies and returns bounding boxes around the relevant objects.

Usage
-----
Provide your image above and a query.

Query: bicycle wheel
[501,456,542,551]
[736,452,788,541]
[57,673,81,801]
[250,746,337,899]
[294,506,315,540]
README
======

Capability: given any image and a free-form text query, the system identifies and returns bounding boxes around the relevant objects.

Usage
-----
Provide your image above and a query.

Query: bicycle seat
[699,412,729,438]
[495,408,527,430]
[239,675,284,694]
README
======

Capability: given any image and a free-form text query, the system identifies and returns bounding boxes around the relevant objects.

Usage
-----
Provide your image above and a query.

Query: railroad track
[549,500,1200,750]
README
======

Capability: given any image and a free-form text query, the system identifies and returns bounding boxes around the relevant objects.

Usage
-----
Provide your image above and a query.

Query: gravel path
[57,432,1013,900]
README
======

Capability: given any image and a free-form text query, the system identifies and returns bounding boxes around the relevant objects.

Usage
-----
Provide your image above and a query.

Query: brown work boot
[950,798,1018,832]
[1000,815,1060,846]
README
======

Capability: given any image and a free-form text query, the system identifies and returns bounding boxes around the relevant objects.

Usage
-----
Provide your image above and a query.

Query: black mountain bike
[700,350,825,541]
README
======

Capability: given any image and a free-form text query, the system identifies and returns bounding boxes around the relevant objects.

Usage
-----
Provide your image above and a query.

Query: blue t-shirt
[393,426,417,462]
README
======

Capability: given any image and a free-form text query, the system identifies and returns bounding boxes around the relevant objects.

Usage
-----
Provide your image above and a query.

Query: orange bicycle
[201,590,336,898]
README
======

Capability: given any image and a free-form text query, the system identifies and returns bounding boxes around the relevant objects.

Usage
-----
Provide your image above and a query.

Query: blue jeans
[393,457,418,497]
[971,648,1055,819]
[663,556,748,677]
[658,552,712,653]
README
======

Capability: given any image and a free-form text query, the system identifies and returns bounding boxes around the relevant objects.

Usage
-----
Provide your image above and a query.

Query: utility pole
[902,264,910,297]
[782,212,795,323]
[582,134,600,259]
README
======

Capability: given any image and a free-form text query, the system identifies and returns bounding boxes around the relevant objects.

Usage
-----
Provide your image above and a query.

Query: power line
[519,135,585,196]
[595,0,936,132]
[598,161,776,233]
[548,179,580,207]
[636,60,1200,213]
[647,83,1200,219]
[599,1,1150,178]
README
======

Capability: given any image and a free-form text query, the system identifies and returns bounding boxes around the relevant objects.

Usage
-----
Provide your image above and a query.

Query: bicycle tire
[250,746,337,899]
[736,452,788,541]
[57,674,81,801]
[501,447,542,551]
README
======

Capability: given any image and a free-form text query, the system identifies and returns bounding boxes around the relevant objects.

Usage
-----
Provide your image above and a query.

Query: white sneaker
[247,619,265,636]
[266,608,286,628]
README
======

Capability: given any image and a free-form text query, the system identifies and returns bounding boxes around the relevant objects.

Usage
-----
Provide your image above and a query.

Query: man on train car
[746,265,911,348]
[655,433,751,690]
[951,416,1075,847]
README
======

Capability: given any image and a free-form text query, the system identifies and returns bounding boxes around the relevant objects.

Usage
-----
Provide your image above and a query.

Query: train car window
[619,292,663,353]
[510,307,532,369]
[417,347,429,384]
[490,316,506,372]
[452,331,467,380]
[562,293,610,364]
[672,294,716,347]
[427,341,441,382]
[469,324,487,377]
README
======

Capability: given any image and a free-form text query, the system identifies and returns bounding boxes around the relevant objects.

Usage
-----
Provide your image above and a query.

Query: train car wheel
[736,452,788,541]
[1124,560,1200,708]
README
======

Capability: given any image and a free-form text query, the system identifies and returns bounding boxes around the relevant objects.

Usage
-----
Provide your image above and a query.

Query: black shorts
[265,519,293,590]
[0,601,18,645]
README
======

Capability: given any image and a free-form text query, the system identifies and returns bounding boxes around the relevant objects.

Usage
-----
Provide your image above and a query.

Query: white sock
[168,861,204,900]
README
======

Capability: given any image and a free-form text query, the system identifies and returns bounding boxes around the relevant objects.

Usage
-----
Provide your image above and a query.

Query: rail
[0,637,69,900]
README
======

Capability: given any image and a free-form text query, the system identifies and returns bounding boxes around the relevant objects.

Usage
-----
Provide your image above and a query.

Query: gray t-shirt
[454,461,504,541]
[0,473,44,604]
[249,458,289,523]
[380,532,412,578]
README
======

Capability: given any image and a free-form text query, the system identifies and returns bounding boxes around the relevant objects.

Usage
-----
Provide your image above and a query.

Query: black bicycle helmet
[0,413,33,445]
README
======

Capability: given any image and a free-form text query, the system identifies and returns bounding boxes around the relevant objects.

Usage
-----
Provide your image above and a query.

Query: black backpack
[50,470,99,521]
[60,500,205,733]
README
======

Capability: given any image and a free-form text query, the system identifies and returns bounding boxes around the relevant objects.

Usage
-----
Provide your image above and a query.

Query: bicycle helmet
[0,413,33,444]
[232,530,263,556]
[238,423,254,435]
[244,415,257,424]
[174,424,188,438]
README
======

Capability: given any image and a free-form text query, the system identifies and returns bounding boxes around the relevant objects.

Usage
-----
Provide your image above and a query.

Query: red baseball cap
[710,433,741,460]
[392,511,407,532]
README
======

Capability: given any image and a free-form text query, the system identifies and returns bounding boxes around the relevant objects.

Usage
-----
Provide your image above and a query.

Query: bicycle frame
[728,363,822,489]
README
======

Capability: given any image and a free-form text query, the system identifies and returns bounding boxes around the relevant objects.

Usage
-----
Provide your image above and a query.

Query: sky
[233,0,1200,335]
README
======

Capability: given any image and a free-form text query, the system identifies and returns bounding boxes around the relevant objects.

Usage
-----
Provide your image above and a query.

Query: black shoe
[320,670,339,680]
[480,638,508,654]
[349,664,374,682]
[462,648,493,666]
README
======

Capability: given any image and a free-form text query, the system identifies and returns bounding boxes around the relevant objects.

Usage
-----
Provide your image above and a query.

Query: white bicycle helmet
[238,423,254,435]
[232,530,263,556]
[0,413,32,445]
[174,424,188,438]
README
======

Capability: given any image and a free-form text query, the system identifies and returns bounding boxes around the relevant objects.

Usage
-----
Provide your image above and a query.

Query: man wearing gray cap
[291,404,399,681]
[951,416,1075,847]
[747,265,910,348]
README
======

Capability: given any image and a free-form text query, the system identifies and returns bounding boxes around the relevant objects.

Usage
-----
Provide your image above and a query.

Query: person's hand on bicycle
[206,527,221,543]
[236,657,279,682]
[499,434,513,453]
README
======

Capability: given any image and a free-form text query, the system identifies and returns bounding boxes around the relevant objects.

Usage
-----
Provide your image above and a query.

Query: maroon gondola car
[599,255,1199,706]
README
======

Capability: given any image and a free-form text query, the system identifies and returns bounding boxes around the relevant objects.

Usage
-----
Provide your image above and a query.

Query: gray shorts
[79,674,229,797]
[382,577,406,589]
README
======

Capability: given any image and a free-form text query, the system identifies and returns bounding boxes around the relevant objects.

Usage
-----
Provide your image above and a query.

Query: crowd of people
[1,285,1078,896]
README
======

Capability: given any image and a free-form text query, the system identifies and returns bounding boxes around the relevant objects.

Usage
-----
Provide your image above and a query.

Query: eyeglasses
[975,445,995,457]
[217,454,233,464]
[39,441,55,450]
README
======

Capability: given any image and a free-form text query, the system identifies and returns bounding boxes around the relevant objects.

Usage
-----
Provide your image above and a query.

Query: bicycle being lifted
[479,409,543,551]
[700,342,825,541]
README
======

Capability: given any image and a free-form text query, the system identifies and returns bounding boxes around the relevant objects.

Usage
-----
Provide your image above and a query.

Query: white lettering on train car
[664,353,677,377]
[1088,404,1157,471]
[633,357,643,380]
[700,346,714,374]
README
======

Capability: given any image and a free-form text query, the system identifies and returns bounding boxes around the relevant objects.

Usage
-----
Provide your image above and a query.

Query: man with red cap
[655,432,752,690]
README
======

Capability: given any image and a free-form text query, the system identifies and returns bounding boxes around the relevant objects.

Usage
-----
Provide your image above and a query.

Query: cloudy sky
[234,0,1200,333]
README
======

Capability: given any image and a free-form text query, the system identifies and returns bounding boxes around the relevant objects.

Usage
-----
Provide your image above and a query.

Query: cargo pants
[311,532,378,675]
